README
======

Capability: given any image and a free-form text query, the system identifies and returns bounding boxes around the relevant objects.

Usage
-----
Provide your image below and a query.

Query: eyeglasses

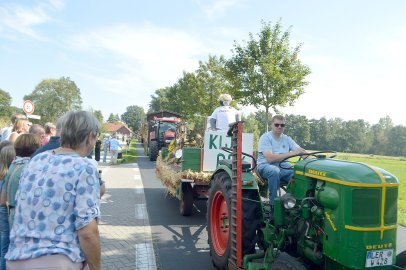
[274,123,286,128]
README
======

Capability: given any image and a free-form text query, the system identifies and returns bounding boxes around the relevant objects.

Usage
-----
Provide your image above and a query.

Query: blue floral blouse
[5,151,100,262]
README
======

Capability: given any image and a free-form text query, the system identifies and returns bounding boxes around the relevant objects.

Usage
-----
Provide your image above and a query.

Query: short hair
[29,124,45,136]
[272,115,285,123]
[44,122,56,134]
[0,141,13,152]
[0,145,16,179]
[12,119,29,133]
[14,133,41,157]
[219,94,232,106]
[10,114,26,124]
[60,111,101,149]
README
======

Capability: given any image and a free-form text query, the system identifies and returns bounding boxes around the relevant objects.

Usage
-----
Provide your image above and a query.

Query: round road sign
[23,100,35,115]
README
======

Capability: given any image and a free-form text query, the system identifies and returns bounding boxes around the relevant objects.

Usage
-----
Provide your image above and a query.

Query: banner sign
[203,130,254,171]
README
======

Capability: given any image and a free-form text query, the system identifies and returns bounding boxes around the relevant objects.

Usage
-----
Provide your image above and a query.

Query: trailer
[155,129,254,216]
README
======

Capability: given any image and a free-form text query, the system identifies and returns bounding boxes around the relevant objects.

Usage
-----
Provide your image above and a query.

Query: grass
[118,140,137,164]
[335,153,406,226]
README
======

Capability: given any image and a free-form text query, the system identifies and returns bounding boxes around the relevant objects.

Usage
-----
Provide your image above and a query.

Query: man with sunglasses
[257,115,306,206]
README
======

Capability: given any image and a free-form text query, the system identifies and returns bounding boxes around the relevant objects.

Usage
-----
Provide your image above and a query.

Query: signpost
[22,100,35,115]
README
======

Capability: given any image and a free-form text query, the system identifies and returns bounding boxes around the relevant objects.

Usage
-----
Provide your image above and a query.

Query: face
[22,121,31,133]
[272,119,285,135]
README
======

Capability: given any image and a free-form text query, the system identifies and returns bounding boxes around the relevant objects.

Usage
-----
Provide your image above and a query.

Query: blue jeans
[258,163,293,204]
[103,147,108,163]
[0,206,9,270]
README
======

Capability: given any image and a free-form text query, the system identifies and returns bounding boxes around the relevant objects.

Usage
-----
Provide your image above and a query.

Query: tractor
[148,116,180,161]
[207,121,405,270]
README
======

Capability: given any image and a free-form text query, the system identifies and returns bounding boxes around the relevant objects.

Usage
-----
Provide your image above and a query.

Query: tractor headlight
[281,193,297,209]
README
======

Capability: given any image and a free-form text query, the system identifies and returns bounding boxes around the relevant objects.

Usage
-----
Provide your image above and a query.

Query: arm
[78,219,101,270]
[8,133,18,143]
[209,118,217,131]
[262,147,306,163]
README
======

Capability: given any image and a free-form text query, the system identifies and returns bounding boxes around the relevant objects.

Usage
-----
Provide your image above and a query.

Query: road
[132,144,406,270]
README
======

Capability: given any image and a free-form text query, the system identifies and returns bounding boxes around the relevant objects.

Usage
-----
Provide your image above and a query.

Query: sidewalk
[97,161,156,270]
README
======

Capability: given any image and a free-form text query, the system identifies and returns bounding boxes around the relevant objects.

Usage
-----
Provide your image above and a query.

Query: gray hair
[60,111,101,149]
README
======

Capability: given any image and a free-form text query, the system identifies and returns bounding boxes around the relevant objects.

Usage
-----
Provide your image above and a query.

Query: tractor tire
[179,183,194,216]
[269,253,307,270]
[396,250,406,268]
[242,189,260,255]
[149,141,159,161]
[207,172,232,270]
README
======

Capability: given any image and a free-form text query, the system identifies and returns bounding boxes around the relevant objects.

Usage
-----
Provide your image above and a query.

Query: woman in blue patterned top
[5,111,102,270]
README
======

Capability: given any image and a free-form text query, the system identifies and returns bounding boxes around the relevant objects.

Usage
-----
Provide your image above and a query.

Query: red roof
[103,123,133,134]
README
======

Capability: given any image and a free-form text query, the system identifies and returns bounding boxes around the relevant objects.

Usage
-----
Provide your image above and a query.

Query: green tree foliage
[284,114,310,148]
[92,110,104,124]
[0,89,21,120]
[107,113,120,123]
[23,77,82,123]
[226,20,311,131]
[121,105,145,133]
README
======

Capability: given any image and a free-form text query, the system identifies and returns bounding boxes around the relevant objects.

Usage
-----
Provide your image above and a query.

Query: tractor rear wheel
[396,250,406,268]
[149,141,159,161]
[207,172,232,270]
[269,253,307,270]
[179,183,194,216]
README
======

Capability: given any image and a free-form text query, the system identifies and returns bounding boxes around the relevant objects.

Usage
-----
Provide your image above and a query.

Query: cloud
[194,0,247,20]
[66,23,210,110]
[0,0,65,39]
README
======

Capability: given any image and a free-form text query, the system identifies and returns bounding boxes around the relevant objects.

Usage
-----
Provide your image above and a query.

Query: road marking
[133,163,157,270]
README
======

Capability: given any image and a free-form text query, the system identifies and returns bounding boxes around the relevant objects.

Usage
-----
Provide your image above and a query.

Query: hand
[292,147,306,155]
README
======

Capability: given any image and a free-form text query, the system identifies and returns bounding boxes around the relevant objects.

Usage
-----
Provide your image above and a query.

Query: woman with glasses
[257,114,306,205]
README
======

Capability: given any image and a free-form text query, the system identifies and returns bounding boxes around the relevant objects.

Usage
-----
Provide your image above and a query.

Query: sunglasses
[274,123,286,128]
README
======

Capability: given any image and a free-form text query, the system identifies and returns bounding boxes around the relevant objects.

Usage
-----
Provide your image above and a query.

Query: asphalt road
[136,145,215,270]
[135,143,406,270]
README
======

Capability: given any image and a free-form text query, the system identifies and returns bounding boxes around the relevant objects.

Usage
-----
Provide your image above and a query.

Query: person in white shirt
[1,114,26,142]
[209,94,240,131]
[109,135,120,165]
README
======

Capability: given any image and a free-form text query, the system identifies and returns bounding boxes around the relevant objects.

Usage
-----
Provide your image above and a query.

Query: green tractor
[207,121,405,270]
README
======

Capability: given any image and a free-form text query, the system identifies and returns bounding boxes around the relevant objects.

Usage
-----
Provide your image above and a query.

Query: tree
[23,77,82,123]
[92,110,104,124]
[121,105,145,133]
[107,113,120,123]
[226,20,311,131]
[284,114,310,148]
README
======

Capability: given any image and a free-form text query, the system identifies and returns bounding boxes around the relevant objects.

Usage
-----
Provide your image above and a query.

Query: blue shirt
[109,138,120,151]
[5,151,100,262]
[31,136,61,157]
[257,132,300,166]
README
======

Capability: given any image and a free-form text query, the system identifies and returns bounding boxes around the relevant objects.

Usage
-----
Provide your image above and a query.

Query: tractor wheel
[207,172,232,270]
[179,183,194,216]
[149,141,159,161]
[396,250,406,268]
[269,253,307,270]
[242,189,260,255]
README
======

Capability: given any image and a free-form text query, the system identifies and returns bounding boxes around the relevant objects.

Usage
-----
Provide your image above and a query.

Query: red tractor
[148,116,180,161]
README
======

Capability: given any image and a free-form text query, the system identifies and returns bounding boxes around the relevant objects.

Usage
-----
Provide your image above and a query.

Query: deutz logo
[308,169,327,177]
[366,243,393,250]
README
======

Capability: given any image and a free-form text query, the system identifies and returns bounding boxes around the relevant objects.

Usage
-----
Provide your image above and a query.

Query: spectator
[1,114,26,142]
[109,135,120,165]
[102,135,110,163]
[5,111,101,270]
[31,117,63,157]
[209,94,240,131]
[1,134,41,228]
[29,124,45,144]
[8,119,30,144]
[0,142,15,270]
[42,122,56,145]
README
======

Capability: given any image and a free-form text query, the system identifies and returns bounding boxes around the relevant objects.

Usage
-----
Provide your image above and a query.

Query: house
[103,122,134,138]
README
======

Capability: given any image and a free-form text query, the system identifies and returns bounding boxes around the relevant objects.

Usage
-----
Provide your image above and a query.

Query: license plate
[365,249,393,267]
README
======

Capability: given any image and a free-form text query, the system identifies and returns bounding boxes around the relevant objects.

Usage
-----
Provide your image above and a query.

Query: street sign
[23,100,35,115]
[27,114,41,120]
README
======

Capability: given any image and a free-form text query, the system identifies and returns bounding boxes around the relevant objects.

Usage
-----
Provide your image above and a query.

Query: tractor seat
[218,159,252,171]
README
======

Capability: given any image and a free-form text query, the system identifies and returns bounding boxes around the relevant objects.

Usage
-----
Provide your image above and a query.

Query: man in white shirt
[209,94,240,131]
[1,114,26,141]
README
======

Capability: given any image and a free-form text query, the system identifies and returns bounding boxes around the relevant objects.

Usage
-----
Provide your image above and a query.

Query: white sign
[202,130,254,171]
[27,114,41,120]
[23,100,35,115]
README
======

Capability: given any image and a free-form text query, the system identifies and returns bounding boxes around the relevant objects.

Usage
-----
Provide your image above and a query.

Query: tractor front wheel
[207,172,232,270]
[396,250,406,268]
[179,183,194,216]
[149,141,159,161]
[269,253,306,270]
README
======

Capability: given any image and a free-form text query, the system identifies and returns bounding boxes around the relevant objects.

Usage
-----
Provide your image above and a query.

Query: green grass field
[118,140,137,164]
[335,153,406,226]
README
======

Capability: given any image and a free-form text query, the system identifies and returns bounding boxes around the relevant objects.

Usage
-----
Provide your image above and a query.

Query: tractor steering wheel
[278,150,337,170]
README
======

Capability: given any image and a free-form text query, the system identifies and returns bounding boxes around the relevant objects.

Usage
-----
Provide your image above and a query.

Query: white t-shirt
[1,126,12,141]
[210,106,239,130]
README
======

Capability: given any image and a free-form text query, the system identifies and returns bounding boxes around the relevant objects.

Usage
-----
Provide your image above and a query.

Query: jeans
[258,163,293,204]
[0,206,9,270]
[103,147,108,163]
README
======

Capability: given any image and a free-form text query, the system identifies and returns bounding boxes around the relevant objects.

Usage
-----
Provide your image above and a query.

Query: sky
[1,0,406,126]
